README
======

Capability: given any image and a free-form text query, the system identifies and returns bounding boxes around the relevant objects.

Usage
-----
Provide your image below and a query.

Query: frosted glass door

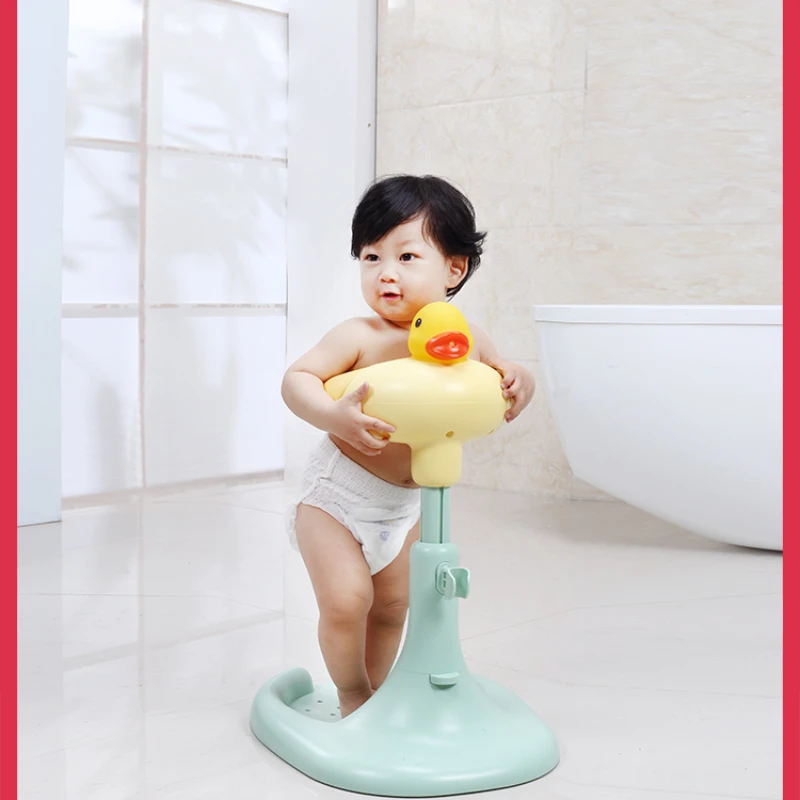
[62,0,288,497]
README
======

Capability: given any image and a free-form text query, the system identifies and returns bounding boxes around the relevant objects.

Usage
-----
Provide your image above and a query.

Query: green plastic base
[251,665,559,797]
[251,489,559,796]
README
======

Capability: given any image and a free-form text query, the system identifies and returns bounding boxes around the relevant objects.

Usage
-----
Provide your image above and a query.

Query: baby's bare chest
[353,331,410,370]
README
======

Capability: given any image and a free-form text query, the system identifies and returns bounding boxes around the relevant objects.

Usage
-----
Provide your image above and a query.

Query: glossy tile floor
[19,482,781,799]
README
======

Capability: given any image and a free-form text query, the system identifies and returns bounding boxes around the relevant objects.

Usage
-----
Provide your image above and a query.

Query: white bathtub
[534,305,783,551]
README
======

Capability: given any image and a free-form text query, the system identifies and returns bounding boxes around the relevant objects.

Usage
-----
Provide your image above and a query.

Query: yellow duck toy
[323,302,508,487]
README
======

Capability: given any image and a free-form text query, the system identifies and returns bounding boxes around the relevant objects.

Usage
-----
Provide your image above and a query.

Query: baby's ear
[447,256,469,287]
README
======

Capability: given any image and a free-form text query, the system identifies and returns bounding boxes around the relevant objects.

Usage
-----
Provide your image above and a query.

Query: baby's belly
[328,435,418,488]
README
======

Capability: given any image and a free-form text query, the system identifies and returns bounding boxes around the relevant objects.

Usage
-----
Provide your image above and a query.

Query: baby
[282,175,536,718]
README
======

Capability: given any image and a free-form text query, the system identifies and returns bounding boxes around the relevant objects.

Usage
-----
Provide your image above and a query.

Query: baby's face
[358,217,466,326]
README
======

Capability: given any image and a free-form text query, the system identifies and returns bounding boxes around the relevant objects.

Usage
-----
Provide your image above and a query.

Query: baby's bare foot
[337,686,374,719]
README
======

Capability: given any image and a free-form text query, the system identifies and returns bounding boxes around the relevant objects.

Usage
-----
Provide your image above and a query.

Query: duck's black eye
[415,318,422,328]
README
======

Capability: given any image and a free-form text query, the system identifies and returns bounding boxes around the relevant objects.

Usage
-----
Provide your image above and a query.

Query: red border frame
[4,4,791,800]
[5,1,17,797]
[785,0,795,795]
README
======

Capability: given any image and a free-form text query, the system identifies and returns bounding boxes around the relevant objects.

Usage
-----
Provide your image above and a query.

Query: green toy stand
[251,487,559,796]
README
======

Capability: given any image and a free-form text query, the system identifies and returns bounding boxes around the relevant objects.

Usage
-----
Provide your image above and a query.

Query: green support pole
[250,485,560,796]
[420,487,450,543]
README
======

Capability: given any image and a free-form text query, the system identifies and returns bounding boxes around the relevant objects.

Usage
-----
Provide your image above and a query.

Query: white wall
[17,0,69,526]
[284,0,377,486]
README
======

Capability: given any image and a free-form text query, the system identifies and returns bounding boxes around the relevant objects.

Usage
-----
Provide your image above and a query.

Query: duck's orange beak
[425,331,471,361]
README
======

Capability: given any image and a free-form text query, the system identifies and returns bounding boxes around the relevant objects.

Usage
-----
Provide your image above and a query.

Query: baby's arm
[282,319,396,456]
[469,324,536,423]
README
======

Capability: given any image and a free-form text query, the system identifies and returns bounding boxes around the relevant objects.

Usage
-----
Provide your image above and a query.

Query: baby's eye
[399,253,417,262]
[363,254,379,262]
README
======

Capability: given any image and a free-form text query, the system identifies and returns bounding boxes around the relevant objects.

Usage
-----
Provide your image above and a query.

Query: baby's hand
[499,362,536,422]
[327,382,396,456]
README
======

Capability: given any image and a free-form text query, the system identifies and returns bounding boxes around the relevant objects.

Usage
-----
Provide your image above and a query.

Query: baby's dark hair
[351,175,486,299]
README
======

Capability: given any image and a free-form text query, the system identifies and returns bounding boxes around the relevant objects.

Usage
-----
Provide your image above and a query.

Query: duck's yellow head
[408,302,473,365]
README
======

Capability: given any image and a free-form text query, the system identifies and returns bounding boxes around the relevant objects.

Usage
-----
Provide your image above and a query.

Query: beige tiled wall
[376,0,782,498]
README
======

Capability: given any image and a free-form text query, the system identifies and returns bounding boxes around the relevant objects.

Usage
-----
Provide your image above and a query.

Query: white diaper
[287,436,421,575]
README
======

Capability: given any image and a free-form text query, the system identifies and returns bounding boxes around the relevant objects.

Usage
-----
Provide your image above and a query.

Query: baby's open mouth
[381,291,402,300]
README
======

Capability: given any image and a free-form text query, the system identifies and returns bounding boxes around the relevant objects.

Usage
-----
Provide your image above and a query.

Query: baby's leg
[294,503,374,718]
[366,521,420,691]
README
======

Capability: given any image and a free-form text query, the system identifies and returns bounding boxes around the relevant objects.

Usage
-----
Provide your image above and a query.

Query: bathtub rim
[533,304,782,326]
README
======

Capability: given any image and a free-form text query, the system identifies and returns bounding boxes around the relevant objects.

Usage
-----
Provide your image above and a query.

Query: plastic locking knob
[435,563,471,600]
